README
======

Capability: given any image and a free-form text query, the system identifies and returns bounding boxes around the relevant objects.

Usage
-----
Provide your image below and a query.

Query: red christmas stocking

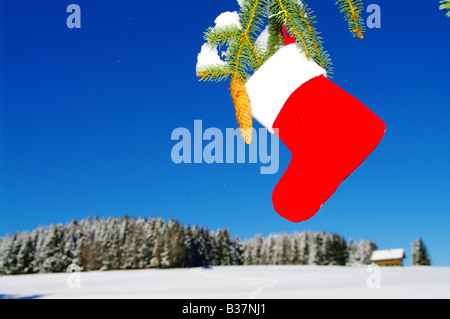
[246,44,386,223]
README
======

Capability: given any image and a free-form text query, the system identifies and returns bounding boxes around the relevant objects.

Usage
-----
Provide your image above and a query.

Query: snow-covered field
[1,265,449,299]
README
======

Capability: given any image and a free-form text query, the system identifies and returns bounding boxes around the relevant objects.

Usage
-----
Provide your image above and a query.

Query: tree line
[0,216,381,275]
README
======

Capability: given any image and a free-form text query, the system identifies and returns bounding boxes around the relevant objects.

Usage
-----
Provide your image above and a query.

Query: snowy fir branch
[440,0,450,17]
[204,25,242,48]
[197,0,269,83]
[197,0,271,145]
[196,0,369,143]
[197,0,366,82]
[0,216,384,275]
[197,0,365,86]
[232,0,268,76]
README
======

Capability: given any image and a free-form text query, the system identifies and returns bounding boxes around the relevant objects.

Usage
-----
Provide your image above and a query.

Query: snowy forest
[0,216,377,275]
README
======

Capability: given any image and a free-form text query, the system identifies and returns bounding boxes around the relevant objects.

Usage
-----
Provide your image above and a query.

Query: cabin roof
[370,249,405,262]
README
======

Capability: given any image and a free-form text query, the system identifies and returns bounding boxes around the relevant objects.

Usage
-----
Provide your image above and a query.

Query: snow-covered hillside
[1,265,448,299]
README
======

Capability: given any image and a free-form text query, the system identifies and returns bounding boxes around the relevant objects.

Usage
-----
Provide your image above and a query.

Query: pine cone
[229,76,253,145]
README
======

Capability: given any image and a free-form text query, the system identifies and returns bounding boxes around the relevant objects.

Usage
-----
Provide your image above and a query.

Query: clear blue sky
[1,0,449,266]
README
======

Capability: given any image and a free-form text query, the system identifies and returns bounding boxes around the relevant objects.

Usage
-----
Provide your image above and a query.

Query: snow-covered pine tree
[189,225,209,267]
[309,232,327,265]
[106,217,125,270]
[207,228,220,266]
[137,217,153,266]
[141,218,155,267]
[10,233,26,274]
[0,235,4,274]
[317,232,341,266]
[270,234,285,265]
[307,232,318,265]
[348,239,377,266]
[117,216,133,270]
[412,237,431,266]
[216,228,234,266]
[232,235,244,265]
[279,233,291,265]
[251,234,264,265]
[94,218,112,270]
[62,218,82,268]
[35,224,66,273]
[120,217,149,269]
[289,232,301,265]
[328,234,348,266]
[347,238,359,266]
[0,234,13,274]
[197,226,213,266]
[183,224,194,267]
[358,239,377,265]
[242,237,254,265]
[298,231,309,265]
[16,233,35,274]
[0,233,22,275]
[320,233,333,265]
[150,219,167,268]
[149,236,163,268]
[78,226,103,271]
[261,234,276,265]
[120,218,134,269]
[29,227,45,273]
[163,220,189,268]
[146,217,161,268]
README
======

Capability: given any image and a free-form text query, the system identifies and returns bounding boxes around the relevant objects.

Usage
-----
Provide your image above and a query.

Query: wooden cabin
[370,249,405,266]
